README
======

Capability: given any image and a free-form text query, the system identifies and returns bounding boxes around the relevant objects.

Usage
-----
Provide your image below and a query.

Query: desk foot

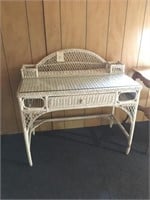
[32,130,35,136]
[126,146,131,155]
[26,148,33,167]
[109,116,114,128]
[29,161,33,167]
[26,147,33,167]
[24,131,33,167]
[109,121,113,128]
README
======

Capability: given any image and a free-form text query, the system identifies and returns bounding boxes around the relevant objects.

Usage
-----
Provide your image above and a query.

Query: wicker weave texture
[17,48,142,166]
[21,49,107,78]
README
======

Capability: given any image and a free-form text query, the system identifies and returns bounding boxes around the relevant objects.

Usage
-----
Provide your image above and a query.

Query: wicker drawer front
[48,93,115,109]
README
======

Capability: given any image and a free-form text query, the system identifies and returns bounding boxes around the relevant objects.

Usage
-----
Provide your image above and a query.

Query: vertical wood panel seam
[42,0,48,55]
[136,0,148,68]
[85,0,87,49]
[42,0,53,130]
[120,0,128,62]
[1,32,19,131]
[53,0,63,130]
[84,0,87,127]
[143,89,150,121]
[59,0,62,49]
[141,0,149,120]
[42,0,53,131]
[25,0,33,63]
[0,33,1,131]
[105,0,111,59]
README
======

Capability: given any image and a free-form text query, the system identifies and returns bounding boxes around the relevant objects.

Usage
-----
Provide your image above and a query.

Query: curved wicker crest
[36,49,106,66]
[21,49,125,78]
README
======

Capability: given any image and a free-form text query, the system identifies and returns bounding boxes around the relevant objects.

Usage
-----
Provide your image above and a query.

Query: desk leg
[110,106,115,128]
[23,129,33,166]
[126,123,135,155]
[125,106,138,155]
[19,110,33,166]
[32,129,35,135]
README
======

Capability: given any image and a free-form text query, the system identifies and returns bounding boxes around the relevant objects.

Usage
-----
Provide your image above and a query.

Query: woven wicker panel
[37,49,106,65]
[35,49,106,77]
[19,74,141,94]
[48,93,116,110]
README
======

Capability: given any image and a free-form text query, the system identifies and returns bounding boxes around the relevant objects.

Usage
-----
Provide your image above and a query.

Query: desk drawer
[48,93,115,109]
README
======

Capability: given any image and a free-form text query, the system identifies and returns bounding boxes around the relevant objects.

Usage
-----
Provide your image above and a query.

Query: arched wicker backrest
[37,49,105,65]
[36,49,106,74]
[21,49,107,78]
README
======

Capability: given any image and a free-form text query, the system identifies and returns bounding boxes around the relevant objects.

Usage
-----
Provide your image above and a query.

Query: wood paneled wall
[1,0,150,134]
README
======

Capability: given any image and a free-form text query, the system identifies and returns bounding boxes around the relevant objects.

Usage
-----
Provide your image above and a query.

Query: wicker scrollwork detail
[119,104,137,122]
[22,111,46,131]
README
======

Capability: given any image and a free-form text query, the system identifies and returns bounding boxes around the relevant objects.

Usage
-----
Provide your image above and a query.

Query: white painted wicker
[17,49,142,166]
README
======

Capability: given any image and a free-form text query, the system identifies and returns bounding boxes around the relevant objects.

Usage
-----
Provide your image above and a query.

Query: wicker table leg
[110,106,115,128]
[23,130,33,166]
[125,109,137,155]
[19,108,33,166]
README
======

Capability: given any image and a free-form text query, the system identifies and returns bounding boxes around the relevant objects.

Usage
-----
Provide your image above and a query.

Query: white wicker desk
[17,49,142,166]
